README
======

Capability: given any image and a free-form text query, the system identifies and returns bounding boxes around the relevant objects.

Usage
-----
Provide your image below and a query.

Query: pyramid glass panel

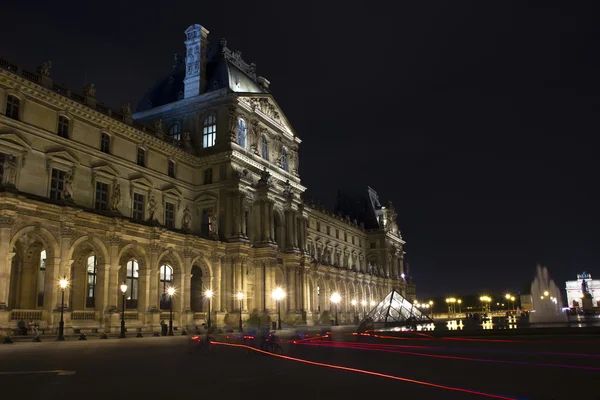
[358,290,432,331]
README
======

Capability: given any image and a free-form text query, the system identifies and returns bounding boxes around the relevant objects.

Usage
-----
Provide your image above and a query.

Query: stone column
[148,248,160,310]
[183,255,193,312]
[106,237,120,311]
[58,229,73,309]
[43,258,59,314]
[262,202,269,242]
[212,256,222,312]
[225,193,233,238]
[96,263,109,313]
[0,218,13,308]
[241,259,248,311]
[287,265,296,312]
[239,195,246,237]
[269,203,275,242]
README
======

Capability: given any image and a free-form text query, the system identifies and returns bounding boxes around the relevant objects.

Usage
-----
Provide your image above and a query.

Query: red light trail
[209,340,520,399]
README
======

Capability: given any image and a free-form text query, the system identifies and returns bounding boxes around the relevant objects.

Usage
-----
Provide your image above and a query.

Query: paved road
[0,333,598,399]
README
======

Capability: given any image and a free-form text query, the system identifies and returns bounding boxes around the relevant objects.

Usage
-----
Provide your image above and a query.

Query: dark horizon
[2,1,598,298]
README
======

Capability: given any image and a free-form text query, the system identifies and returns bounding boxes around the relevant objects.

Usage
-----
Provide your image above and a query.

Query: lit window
[237,118,246,148]
[168,160,175,178]
[50,168,66,201]
[261,135,268,160]
[100,132,110,153]
[137,148,145,167]
[58,116,70,138]
[203,115,216,148]
[160,264,174,309]
[169,122,181,141]
[133,193,144,221]
[281,147,288,171]
[95,181,109,211]
[5,95,20,120]
[125,260,139,308]
[86,255,97,308]
[165,202,175,229]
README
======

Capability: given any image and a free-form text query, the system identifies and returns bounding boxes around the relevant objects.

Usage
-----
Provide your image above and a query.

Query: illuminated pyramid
[357,290,433,332]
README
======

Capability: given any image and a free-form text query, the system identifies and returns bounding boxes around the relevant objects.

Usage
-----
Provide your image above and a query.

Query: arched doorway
[190,265,204,312]
[9,239,47,310]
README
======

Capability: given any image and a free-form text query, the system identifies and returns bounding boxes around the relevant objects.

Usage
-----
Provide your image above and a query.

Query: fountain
[529,264,568,324]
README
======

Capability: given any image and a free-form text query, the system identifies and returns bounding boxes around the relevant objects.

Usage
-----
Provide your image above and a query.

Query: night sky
[2,1,599,298]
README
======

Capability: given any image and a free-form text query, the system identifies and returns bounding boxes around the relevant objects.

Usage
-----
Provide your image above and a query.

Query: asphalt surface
[0,332,598,399]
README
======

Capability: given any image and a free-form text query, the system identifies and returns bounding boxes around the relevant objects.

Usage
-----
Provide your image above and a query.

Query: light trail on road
[210,340,524,400]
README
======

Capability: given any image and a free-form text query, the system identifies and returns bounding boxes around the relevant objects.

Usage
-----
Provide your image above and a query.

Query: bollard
[79,333,87,340]
[3,336,14,344]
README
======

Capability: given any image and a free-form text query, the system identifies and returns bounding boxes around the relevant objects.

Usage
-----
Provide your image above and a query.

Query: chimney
[183,24,209,99]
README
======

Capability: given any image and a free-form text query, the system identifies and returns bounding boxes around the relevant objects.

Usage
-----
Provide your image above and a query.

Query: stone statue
[282,179,294,200]
[83,84,96,98]
[121,103,131,117]
[582,279,592,298]
[154,119,163,133]
[37,61,52,77]
[109,183,121,211]
[257,167,271,188]
[147,196,157,221]
[2,155,17,186]
[209,213,218,235]
[62,170,74,200]
[182,132,192,146]
[182,206,192,231]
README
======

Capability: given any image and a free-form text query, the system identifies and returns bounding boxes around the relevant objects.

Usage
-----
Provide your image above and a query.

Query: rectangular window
[204,168,213,184]
[352,236,355,245]
[370,241,376,249]
[94,181,109,211]
[50,168,66,201]
[326,226,330,236]
[316,221,320,232]
[201,209,210,236]
[344,232,347,242]
[137,148,146,167]
[165,202,175,229]
[203,115,216,148]
[336,229,339,239]
[100,132,110,153]
[58,116,70,138]
[168,160,175,178]
[133,193,145,221]
[5,95,20,120]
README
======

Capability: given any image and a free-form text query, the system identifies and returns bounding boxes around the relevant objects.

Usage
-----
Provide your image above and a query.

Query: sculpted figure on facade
[228,108,237,142]
[37,61,52,77]
[249,119,259,154]
[83,83,96,98]
[182,205,192,231]
[147,196,157,221]
[2,155,17,187]
[62,170,74,200]
[121,102,132,117]
[282,179,294,200]
[209,212,218,236]
[109,183,121,212]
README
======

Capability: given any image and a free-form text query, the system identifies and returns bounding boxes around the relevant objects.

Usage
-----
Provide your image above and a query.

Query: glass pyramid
[358,290,433,332]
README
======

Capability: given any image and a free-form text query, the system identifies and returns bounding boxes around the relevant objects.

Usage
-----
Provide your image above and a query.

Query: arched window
[126,260,139,309]
[203,115,216,148]
[237,118,247,148]
[86,255,97,308]
[160,264,174,309]
[168,122,181,141]
[261,135,268,160]
[281,147,288,171]
[37,250,46,307]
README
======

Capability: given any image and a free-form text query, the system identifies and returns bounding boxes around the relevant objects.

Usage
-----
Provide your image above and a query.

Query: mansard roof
[136,39,268,113]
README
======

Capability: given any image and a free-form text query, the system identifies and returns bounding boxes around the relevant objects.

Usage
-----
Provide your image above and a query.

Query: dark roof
[136,41,268,113]
[335,186,383,230]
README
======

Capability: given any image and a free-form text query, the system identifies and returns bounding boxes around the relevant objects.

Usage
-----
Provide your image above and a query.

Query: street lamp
[370,300,376,307]
[236,291,244,332]
[457,299,462,314]
[479,296,491,313]
[510,296,515,311]
[167,287,175,336]
[204,289,213,329]
[351,299,357,322]
[272,287,286,330]
[330,292,341,326]
[56,276,68,341]
[119,282,128,338]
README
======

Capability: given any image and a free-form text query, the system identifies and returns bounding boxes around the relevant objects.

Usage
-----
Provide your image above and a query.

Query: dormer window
[168,122,181,141]
[137,148,146,167]
[237,118,247,148]
[57,116,70,138]
[281,147,288,171]
[261,135,268,160]
[203,115,216,148]
[5,95,20,120]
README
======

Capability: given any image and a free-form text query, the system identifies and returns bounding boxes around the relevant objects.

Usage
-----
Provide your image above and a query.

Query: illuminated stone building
[565,272,600,309]
[0,24,413,334]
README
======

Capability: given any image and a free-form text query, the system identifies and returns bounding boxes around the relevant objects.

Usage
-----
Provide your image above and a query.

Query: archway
[190,265,204,312]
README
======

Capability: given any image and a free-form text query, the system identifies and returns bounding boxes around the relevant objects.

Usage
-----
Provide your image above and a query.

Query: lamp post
[272,287,285,330]
[56,276,68,341]
[479,296,491,313]
[511,296,515,311]
[351,299,357,323]
[429,300,434,317]
[457,299,462,314]
[237,292,244,332]
[167,287,175,336]
[204,289,213,329]
[361,300,367,319]
[330,292,341,326]
[119,282,128,338]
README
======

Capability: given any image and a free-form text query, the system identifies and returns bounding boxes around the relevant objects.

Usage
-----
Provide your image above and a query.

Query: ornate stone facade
[0,24,414,334]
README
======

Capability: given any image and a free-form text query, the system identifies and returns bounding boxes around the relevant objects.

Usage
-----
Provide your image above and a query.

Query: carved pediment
[0,132,31,151]
[194,192,218,203]
[91,163,118,177]
[130,175,152,189]
[162,185,182,198]
[239,96,298,141]
[47,149,80,166]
